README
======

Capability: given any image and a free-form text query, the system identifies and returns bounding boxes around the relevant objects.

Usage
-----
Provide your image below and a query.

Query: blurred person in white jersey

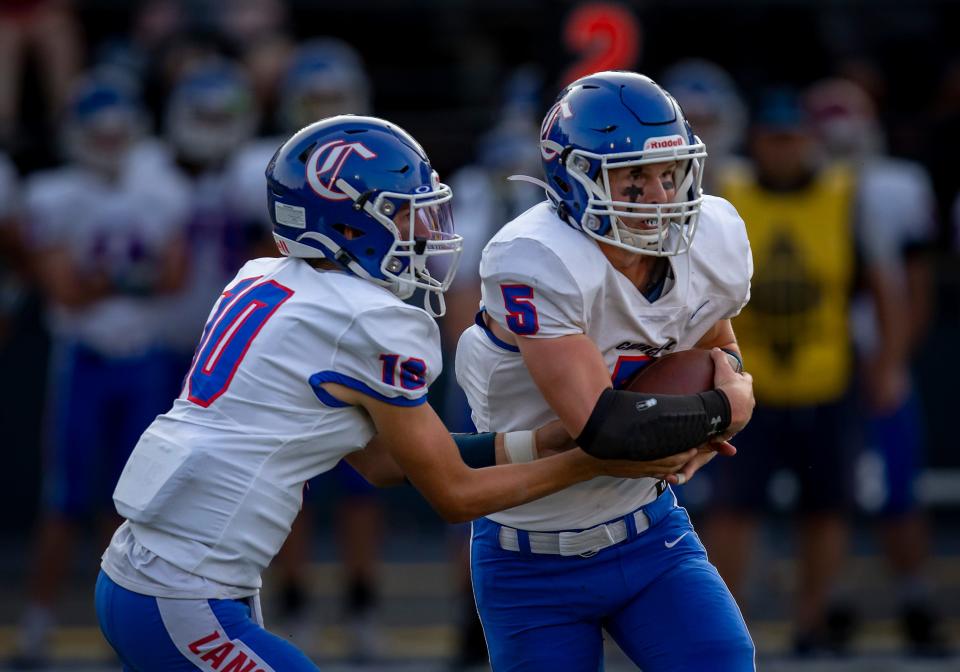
[806,77,949,656]
[150,59,268,399]
[456,71,757,671]
[14,70,190,666]
[660,59,748,195]
[93,115,750,671]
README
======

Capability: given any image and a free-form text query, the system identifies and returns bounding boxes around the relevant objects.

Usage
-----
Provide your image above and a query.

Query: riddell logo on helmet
[644,135,686,150]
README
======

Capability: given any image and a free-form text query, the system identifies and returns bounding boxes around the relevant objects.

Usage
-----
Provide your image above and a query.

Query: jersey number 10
[186,276,295,407]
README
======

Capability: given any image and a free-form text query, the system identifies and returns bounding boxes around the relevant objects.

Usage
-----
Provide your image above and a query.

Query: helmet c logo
[540,101,573,161]
[306,140,377,201]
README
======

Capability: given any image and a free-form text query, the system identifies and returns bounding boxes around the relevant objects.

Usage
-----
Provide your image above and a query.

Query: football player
[94,116,741,671]
[226,39,388,652]
[455,71,756,670]
[16,71,190,665]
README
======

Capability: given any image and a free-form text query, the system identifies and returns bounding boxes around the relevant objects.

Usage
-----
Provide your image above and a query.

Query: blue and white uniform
[26,161,188,518]
[853,158,937,516]
[98,256,441,671]
[456,198,754,671]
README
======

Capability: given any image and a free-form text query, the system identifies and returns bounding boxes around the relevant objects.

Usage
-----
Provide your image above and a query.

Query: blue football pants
[470,490,755,671]
[96,571,319,671]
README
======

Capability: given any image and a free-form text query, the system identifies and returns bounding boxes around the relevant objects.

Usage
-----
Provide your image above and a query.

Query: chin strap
[423,289,446,317]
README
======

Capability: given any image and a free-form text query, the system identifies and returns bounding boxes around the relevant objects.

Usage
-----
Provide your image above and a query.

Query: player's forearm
[517,333,614,437]
[867,267,911,364]
[437,450,596,522]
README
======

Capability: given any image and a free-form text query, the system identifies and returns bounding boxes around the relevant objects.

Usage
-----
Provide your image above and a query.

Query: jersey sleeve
[480,236,587,338]
[23,173,70,249]
[318,305,442,406]
[857,162,937,265]
[693,198,753,320]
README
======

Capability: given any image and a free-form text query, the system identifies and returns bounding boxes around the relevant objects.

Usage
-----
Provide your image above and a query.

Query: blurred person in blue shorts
[14,70,190,666]
[806,77,949,656]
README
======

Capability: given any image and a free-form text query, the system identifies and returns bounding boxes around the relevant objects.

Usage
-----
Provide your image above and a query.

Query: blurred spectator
[0,0,83,154]
[444,66,544,376]
[924,59,960,233]
[807,77,949,656]
[215,0,288,49]
[13,71,189,667]
[143,58,268,399]
[441,66,544,668]
[660,59,748,193]
[0,150,28,340]
[228,38,387,660]
[228,37,372,228]
[702,88,880,656]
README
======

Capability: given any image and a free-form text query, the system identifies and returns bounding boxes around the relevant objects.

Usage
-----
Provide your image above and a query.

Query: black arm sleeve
[576,388,731,461]
[452,432,497,468]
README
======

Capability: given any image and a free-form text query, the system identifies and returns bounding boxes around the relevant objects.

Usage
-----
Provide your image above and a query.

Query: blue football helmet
[661,59,746,160]
[165,60,256,165]
[64,70,145,175]
[279,39,371,133]
[266,115,462,316]
[536,71,707,256]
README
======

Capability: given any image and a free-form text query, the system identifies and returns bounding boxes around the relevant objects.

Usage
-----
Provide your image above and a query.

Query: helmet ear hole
[333,223,366,240]
[552,176,571,194]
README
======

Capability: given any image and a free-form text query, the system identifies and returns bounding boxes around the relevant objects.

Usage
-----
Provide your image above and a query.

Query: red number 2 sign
[563,2,642,83]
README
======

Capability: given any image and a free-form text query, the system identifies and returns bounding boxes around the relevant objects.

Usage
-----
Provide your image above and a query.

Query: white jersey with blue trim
[456,198,752,531]
[25,160,189,357]
[104,256,441,595]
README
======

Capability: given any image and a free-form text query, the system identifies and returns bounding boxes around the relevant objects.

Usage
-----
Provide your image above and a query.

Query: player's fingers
[710,348,735,385]
[687,453,717,479]
[710,440,737,456]
[674,451,718,485]
[657,448,699,468]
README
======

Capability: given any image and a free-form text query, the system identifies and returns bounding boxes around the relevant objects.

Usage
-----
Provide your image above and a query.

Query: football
[624,348,715,395]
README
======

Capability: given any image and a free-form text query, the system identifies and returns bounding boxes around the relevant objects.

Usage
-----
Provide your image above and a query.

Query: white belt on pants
[497,508,652,557]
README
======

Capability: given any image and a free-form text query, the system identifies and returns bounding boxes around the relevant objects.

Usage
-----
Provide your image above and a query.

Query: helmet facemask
[565,140,707,256]
[336,178,463,316]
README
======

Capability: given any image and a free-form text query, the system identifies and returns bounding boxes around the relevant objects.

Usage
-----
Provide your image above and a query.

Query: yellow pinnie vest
[720,164,856,406]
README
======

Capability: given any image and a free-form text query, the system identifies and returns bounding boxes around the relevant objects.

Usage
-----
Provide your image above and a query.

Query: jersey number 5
[501,284,540,336]
[186,276,294,407]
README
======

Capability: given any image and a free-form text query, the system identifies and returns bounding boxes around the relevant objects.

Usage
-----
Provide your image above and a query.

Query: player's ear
[333,223,365,240]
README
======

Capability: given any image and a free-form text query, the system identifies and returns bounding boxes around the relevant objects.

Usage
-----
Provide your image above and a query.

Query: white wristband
[503,430,536,464]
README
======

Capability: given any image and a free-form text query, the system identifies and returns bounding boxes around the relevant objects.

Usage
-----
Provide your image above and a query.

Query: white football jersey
[25,159,189,357]
[105,256,441,593]
[851,157,937,354]
[456,198,752,530]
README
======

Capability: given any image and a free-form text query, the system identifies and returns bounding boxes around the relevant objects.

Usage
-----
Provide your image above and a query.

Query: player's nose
[643,179,668,204]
